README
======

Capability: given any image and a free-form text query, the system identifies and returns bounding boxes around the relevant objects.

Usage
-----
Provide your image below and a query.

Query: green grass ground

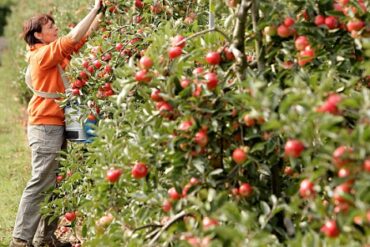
[0,39,30,246]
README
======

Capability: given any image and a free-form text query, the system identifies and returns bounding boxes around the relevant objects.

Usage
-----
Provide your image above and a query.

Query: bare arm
[86,12,103,37]
[67,0,102,42]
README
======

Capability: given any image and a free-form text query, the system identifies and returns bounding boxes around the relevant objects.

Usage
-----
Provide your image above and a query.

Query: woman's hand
[94,0,102,10]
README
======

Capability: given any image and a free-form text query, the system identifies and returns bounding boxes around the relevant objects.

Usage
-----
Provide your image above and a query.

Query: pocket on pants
[28,125,65,153]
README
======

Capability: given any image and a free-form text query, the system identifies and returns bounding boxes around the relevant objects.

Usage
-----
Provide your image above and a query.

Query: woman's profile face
[37,19,59,44]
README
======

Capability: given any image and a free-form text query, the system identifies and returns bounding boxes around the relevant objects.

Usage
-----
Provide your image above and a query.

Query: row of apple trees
[42,0,370,246]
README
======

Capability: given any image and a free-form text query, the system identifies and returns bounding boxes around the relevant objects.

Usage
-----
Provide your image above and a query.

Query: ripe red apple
[194,130,208,147]
[232,147,248,164]
[115,43,123,51]
[325,16,338,29]
[102,53,111,61]
[299,179,315,199]
[150,89,162,102]
[192,67,204,76]
[347,20,365,32]
[202,217,219,229]
[298,46,315,66]
[363,159,370,172]
[106,168,122,183]
[162,199,172,212]
[139,56,153,69]
[243,114,255,127]
[284,139,304,158]
[337,168,350,178]
[82,60,89,69]
[333,183,352,204]
[56,175,64,183]
[93,60,102,69]
[283,166,294,176]
[295,36,309,51]
[135,0,144,8]
[135,70,151,83]
[171,35,186,48]
[320,220,340,238]
[65,211,76,222]
[72,79,85,89]
[104,65,112,74]
[205,52,221,65]
[168,46,183,59]
[277,24,292,38]
[314,15,325,26]
[204,72,218,90]
[178,120,193,131]
[239,183,253,197]
[180,78,191,88]
[284,17,295,27]
[131,162,148,179]
[72,88,81,96]
[79,71,88,80]
[332,146,352,168]
[168,187,181,200]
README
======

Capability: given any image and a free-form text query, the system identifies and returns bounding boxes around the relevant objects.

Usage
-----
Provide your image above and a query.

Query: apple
[168,46,183,59]
[204,72,218,90]
[243,114,255,127]
[325,16,338,29]
[239,183,253,197]
[65,211,76,222]
[162,199,172,212]
[194,130,208,147]
[139,56,153,69]
[131,162,148,179]
[93,60,102,69]
[178,120,193,131]
[135,70,151,83]
[56,175,64,183]
[277,24,292,38]
[332,146,352,168]
[284,17,295,27]
[337,168,350,178]
[314,15,325,26]
[299,179,315,198]
[232,147,248,164]
[333,183,352,204]
[106,168,122,183]
[295,36,309,51]
[171,35,186,48]
[284,139,305,158]
[320,220,340,238]
[135,0,144,8]
[82,60,89,69]
[347,20,365,32]
[96,213,114,227]
[363,159,370,172]
[283,166,294,176]
[115,43,123,51]
[168,187,181,200]
[150,89,162,102]
[202,217,219,229]
[180,78,191,88]
[205,52,221,65]
[189,177,200,185]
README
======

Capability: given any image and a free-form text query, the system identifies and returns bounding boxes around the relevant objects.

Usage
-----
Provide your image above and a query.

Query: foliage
[12,0,370,246]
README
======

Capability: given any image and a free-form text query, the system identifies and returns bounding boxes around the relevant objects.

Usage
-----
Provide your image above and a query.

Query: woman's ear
[34,32,42,42]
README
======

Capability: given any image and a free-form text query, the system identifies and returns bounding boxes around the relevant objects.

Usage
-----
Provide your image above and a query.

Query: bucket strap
[25,64,70,99]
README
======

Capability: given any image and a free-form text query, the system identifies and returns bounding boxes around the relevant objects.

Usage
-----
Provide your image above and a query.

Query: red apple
[320,220,340,238]
[299,179,315,198]
[284,139,305,158]
[162,199,172,212]
[194,130,208,147]
[232,147,248,164]
[204,72,218,90]
[131,162,148,179]
[168,47,183,59]
[239,183,253,197]
[65,211,76,222]
[106,168,122,183]
[171,35,186,48]
[139,56,153,69]
[332,146,352,168]
[168,187,181,200]
[205,52,221,65]
[295,36,310,51]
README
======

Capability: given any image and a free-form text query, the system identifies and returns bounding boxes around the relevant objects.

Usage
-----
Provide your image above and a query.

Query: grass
[0,40,30,246]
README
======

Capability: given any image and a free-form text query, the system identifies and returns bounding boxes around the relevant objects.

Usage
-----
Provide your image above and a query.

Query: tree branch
[148,211,188,246]
[251,0,265,73]
[133,223,162,233]
[230,0,252,81]
[174,27,231,47]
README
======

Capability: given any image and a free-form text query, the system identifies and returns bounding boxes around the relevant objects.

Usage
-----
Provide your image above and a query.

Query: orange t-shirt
[27,36,86,126]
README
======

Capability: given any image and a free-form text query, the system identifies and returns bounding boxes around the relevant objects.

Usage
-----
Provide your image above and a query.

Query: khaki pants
[12,125,65,245]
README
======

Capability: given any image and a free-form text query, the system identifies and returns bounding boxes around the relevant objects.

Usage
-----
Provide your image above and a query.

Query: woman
[10,1,103,246]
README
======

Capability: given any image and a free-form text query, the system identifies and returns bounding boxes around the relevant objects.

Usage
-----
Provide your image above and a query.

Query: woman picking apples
[10,1,103,246]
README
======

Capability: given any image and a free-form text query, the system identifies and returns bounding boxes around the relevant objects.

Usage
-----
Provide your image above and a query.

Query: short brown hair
[22,14,55,46]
